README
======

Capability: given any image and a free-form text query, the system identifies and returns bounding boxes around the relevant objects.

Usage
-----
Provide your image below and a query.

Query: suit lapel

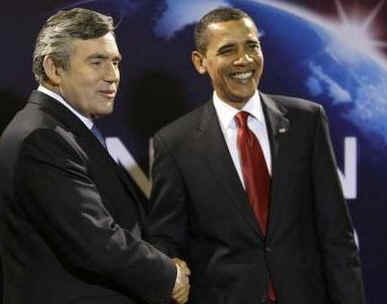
[260,93,289,240]
[28,91,144,217]
[197,102,264,239]
[29,90,113,169]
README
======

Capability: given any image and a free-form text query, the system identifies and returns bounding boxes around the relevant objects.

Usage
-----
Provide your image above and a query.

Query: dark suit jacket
[0,91,176,304]
[147,92,366,304]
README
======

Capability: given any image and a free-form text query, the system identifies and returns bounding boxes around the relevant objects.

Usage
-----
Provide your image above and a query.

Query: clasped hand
[172,257,191,304]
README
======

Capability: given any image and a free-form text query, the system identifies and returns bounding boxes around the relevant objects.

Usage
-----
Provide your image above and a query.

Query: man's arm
[17,129,177,304]
[311,106,366,304]
[147,133,192,303]
[147,133,189,259]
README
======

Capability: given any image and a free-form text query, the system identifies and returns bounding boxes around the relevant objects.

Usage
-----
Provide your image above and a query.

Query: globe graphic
[48,0,387,302]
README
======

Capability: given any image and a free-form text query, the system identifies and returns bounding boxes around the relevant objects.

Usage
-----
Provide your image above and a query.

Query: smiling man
[147,7,365,304]
[192,15,263,109]
[0,8,190,304]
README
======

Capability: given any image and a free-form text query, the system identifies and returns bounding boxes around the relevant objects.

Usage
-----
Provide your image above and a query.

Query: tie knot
[235,111,249,128]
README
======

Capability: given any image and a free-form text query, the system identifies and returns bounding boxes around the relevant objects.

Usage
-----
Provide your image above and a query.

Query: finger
[173,284,189,299]
[172,283,186,296]
[178,262,191,276]
[183,266,191,276]
[173,286,190,304]
[179,264,191,276]
[181,288,190,304]
[173,258,191,274]
[173,283,190,300]
[175,293,189,304]
[181,287,190,302]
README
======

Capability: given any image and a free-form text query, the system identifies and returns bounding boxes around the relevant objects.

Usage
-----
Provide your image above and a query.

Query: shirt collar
[213,90,265,130]
[38,85,93,130]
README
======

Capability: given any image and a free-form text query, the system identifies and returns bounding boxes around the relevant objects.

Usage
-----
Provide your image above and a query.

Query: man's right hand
[172,258,190,304]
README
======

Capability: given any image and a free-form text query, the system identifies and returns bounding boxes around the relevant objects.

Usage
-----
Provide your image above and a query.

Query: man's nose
[233,52,253,65]
[104,63,119,83]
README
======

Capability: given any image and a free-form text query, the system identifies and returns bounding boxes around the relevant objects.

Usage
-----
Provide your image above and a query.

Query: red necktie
[235,111,276,301]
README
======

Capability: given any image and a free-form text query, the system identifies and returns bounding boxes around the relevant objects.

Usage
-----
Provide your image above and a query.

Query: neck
[40,81,60,95]
[223,100,247,110]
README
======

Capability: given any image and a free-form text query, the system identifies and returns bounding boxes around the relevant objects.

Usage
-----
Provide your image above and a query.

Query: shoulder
[261,93,328,136]
[264,93,322,114]
[3,100,69,144]
[154,101,209,145]
[1,102,84,165]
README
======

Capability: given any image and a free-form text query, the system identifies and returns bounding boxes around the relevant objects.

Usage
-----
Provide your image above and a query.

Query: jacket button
[265,247,272,253]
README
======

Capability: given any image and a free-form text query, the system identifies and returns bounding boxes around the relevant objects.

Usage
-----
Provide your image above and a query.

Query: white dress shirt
[38,85,93,130]
[213,90,272,189]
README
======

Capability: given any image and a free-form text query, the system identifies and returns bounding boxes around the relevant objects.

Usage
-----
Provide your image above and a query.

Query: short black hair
[194,7,255,53]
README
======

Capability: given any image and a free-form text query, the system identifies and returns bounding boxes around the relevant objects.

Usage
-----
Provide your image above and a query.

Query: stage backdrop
[1,0,386,303]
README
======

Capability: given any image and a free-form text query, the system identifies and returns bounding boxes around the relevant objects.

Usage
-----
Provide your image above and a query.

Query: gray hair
[32,8,115,83]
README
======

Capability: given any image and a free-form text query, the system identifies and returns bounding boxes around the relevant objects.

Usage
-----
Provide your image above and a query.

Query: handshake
[171,258,191,304]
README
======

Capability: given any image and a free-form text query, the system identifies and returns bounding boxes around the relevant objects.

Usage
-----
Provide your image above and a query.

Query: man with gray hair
[0,8,189,304]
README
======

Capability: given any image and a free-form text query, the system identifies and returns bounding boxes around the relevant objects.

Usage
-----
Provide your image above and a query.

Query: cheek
[206,60,224,79]
[257,54,264,67]
[214,66,228,83]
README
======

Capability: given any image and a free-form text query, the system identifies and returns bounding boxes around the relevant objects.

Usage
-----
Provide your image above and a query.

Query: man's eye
[218,48,233,55]
[91,61,102,66]
[248,43,259,49]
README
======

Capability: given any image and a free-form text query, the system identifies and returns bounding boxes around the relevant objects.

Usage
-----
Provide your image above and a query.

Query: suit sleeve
[146,133,189,259]
[311,106,366,304]
[16,129,176,304]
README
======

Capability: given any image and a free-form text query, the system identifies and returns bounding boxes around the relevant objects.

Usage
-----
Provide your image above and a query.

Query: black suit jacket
[147,92,365,304]
[0,91,176,304]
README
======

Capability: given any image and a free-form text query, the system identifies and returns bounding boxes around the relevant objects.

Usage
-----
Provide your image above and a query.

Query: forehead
[206,18,259,44]
[70,32,120,58]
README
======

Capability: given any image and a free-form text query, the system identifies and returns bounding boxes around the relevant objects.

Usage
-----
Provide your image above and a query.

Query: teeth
[231,72,253,80]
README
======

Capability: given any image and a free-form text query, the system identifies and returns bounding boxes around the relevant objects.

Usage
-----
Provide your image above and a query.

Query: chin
[229,85,256,97]
[232,92,255,102]
[96,108,114,117]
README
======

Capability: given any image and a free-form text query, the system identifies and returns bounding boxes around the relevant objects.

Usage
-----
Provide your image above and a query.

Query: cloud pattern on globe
[304,24,387,147]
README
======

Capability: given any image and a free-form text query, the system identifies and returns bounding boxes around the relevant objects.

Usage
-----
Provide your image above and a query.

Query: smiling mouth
[229,71,254,83]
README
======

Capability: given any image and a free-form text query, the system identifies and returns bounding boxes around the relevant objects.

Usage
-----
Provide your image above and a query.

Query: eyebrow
[87,53,122,61]
[246,39,260,44]
[217,39,260,53]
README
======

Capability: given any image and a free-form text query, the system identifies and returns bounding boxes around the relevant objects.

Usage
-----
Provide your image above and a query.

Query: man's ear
[192,50,207,74]
[42,56,63,86]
